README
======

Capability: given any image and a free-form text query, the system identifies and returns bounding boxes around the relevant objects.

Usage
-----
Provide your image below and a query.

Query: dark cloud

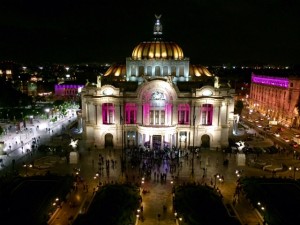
[0,0,299,64]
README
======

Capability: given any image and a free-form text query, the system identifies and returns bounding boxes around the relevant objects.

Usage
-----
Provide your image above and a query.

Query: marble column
[150,135,153,149]
[99,103,102,124]
[161,135,164,149]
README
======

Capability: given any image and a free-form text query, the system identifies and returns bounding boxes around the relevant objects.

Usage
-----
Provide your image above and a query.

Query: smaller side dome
[104,64,126,77]
[189,65,212,77]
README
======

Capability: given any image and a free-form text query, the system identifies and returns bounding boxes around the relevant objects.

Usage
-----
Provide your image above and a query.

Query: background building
[81,16,235,150]
[249,72,300,128]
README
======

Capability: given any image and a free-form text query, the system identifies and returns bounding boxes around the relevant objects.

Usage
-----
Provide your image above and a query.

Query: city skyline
[0,0,299,65]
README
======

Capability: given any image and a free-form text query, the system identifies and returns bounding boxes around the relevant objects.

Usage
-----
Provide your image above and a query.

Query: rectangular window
[201,112,207,124]
[201,104,213,125]
[125,103,137,124]
[178,104,190,125]
[155,111,159,124]
[161,110,165,125]
[130,111,135,124]
[150,110,154,125]
[102,103,115,124]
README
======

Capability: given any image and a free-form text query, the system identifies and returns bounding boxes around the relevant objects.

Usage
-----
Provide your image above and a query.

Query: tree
[53,100,65,107]
[0,126,3,136]
[234,100,244,115]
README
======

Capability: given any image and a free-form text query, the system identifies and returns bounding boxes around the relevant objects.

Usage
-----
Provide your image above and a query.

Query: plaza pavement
[19,131,300,225]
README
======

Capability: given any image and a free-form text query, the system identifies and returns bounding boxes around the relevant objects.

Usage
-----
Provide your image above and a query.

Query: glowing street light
[45,108,50,119]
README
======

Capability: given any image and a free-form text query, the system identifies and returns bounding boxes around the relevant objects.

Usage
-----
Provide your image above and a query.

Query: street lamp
[257,201,268,223]
[192,105,196,176]
[289,166,299,179]
[235,169,243,178]
[45,108,50,119]
[179,217,183,224]
[214,173,220,187]
[23,163,32,176]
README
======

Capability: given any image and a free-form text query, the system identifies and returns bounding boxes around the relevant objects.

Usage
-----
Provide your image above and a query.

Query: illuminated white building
[81,16,235,150]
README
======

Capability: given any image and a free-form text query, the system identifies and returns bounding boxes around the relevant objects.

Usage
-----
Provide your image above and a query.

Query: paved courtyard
[25,132,298,225]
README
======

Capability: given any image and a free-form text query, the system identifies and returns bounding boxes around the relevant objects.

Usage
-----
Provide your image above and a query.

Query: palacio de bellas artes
[80,15,236,152]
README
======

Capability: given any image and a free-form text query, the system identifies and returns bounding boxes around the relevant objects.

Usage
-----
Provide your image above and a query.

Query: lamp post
[214,173,220,187]
[257,201,268,224]
[120,104,125,173]
[192,105,196,176]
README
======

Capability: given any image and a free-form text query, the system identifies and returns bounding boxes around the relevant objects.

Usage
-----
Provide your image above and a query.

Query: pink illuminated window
[178,104,190,124]
[102,103,115,124]
[125,103,137,124]
[201,104,213,125]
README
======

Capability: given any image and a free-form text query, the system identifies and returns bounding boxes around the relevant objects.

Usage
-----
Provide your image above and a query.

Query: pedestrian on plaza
[157,213,161,221]
[163,205,167,212]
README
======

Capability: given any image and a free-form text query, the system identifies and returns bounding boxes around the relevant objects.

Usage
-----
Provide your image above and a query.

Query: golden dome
[132,41,184,60]
[104,64,126,77]
[189,65,212,77]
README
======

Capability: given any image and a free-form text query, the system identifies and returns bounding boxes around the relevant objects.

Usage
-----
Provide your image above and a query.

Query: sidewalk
[138,180,175,225]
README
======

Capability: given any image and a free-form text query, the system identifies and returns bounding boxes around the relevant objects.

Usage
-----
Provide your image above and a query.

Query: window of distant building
[171,66,176,76]
[179,66,184,77]
[138,66,144,76]
[201,104,213,125]
[290,82,293,88]
[130,65,136,76]
[147,66,152,76]
[178,104,190,125]
[102,103,115,124]
[125,103,137,124]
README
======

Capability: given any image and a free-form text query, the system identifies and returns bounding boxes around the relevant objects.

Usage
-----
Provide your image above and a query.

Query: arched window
[179,66,184,76]
[138,66,144,76]
[131,65,136,76]
[155,66,161,76]
[163,66,168,76]
[171,66,176,76]
[147,66,152,76]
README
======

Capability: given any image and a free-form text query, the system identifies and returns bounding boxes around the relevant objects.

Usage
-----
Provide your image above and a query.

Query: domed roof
[132,15,184,60]
[189,65,212,77]
[132,41,184,60]
[104,64,126,77]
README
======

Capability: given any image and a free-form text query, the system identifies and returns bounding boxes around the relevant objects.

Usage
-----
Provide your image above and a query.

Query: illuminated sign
[252,73,289,88]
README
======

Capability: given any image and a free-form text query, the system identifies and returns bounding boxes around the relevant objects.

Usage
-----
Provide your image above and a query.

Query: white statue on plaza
[97,75,102,88]
[214,76,220,88]
[69,138,79,149]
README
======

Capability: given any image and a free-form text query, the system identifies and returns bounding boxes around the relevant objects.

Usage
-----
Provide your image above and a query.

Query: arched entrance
[105,133,113,148]
[201,134,210,148]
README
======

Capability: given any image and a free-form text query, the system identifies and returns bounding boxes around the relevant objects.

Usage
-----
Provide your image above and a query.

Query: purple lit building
[250,73,300,127]
[55,84,84,100]
[81,16,235,149]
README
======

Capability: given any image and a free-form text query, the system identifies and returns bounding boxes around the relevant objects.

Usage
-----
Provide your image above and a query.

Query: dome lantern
[153,14,163,38]
[132,15,184,60]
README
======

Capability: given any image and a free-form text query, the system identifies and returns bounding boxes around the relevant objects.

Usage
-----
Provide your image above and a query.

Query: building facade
[81,16,235,150]
[249,73,300,128]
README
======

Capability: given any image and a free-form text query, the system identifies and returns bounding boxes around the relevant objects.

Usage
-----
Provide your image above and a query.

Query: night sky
[0,0,299,65]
